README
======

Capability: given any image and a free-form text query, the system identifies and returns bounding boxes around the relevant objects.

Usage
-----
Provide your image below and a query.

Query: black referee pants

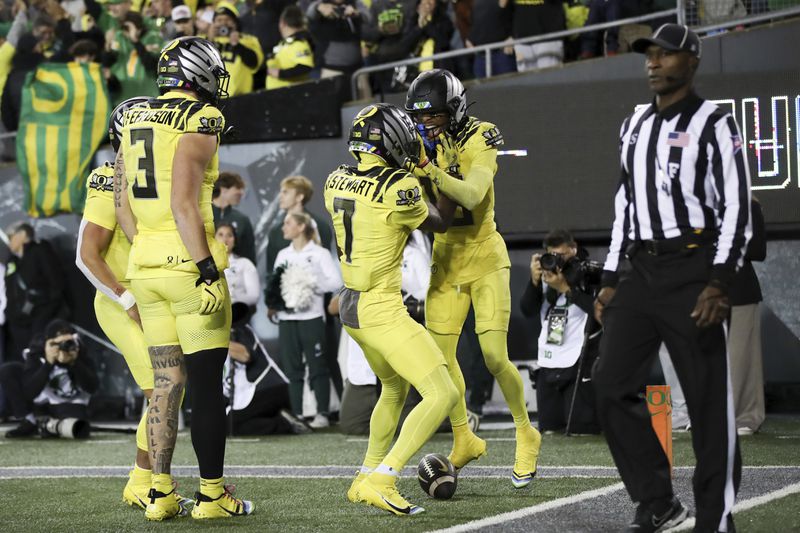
[594,247,741,532]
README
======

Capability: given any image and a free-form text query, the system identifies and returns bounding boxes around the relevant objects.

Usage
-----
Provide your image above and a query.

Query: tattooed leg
[148,345,186,475]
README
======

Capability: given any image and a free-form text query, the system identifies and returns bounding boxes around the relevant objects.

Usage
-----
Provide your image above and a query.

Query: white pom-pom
[281,263,317,311]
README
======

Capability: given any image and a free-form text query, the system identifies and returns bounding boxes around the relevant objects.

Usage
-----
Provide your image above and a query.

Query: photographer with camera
[520,230,601,435]
[207,2,264,96]
[0,319,97,438]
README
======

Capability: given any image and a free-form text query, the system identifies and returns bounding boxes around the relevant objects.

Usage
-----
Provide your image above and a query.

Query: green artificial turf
[0,477,615,532]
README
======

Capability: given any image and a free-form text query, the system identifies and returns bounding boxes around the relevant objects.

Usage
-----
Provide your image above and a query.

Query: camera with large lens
[540,253,603,289]
[217,25,231,36]
[40,417,91,439]
[58,338,78,352]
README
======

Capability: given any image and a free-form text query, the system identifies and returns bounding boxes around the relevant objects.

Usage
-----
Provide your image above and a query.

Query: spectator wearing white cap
[170,5,196,39]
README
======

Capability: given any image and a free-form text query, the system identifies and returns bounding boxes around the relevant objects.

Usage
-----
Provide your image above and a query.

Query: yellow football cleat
[123,472,193,514]
[347,471,368,503]
[512,424,542,489]
[448,431,487,471]
[355,473,424,516]
[145,487,182,521]
[191,485,253,519]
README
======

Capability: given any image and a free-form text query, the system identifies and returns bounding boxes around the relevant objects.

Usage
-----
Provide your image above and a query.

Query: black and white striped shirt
[602,92,752,287]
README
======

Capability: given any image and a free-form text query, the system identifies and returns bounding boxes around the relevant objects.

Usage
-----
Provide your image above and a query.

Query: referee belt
[635,231,716,256]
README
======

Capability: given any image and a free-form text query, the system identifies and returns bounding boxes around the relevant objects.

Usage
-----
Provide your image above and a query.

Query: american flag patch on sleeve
[666,131,690,147]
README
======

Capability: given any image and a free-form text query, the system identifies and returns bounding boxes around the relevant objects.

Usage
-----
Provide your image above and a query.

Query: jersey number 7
[333,197,355,263]
[130,128,158,199]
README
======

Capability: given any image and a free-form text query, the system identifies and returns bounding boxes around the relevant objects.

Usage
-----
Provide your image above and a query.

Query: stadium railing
[349,0,800,100]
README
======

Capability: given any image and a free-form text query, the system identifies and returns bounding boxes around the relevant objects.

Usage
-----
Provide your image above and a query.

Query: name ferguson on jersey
[124,108,179,126]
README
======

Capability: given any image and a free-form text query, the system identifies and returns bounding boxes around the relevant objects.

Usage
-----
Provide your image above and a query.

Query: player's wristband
[196,256,220,285]
[117,290,136,311]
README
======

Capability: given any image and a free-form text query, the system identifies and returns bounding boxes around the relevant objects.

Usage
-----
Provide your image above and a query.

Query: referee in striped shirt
[592,24,751,533]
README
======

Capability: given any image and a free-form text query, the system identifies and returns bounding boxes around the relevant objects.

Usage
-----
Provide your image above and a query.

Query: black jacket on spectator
[307,0,366,72]
[510,0,565,39]
[4,240,67,361]
[241,0,296,58]
[728,199,766,306]
[470,0,513,45]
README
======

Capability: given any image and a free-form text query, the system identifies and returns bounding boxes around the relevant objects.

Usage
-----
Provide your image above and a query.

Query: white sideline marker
[427,482,626,533]
[666,481,800,532]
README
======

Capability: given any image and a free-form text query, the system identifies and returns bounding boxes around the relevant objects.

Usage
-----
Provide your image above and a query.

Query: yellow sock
[383,366,457,470]
[429,331,469,427]
[131,463,151,485]
[200,477,224,499]
[479,330,531,428]
[363,374,408,470]
[136,401,148,452]
[152,473,173,494]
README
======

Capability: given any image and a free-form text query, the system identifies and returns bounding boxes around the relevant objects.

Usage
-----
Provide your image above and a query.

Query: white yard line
[427,482,626,533]
[667,481,800,532]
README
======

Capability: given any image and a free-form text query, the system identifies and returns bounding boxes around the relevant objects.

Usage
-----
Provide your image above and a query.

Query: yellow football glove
[196,257,226,315]
[435,133,459,171]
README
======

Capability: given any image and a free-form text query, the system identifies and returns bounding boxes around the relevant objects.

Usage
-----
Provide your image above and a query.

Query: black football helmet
[348,104,422,169]
[156,36,230,106]
[404,69,467,134]
[108,96,150,152]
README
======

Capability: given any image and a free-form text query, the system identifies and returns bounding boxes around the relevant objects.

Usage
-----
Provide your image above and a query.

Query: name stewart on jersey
[324,172,377,199]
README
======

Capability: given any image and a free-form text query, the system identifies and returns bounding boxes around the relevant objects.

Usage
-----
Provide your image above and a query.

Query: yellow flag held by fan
[16,62,110,217]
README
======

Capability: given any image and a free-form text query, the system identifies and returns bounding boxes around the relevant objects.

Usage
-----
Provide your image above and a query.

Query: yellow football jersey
[425,117,502,245]
[324,164,428,294]
[425,117,509,285]
[266,33,314,90]
[121,91,228,279]
[82,162,131,285]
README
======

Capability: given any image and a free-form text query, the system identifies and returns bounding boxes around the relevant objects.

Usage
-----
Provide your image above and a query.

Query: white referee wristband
[117,290,136,311]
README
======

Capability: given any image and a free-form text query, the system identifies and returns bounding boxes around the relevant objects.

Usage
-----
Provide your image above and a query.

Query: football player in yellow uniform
[326,104,458,516]
[76,96,192,515]
[405,69,542,489]
[114,36,252,521]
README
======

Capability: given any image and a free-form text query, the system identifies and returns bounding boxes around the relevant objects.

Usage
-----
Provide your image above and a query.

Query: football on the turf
[417,453,457,499]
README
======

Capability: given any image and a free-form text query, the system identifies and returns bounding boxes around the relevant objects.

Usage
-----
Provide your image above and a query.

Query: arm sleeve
[744,199,766,262]
[315,249,343,294]
[569,289,595,316]
[23,356,51,400]
[602,119,634,288]
[70,356,99,394]
[239,258,261,306]
[6,9,29,47]
[519,279,544,317]
[75,219,119,301]
[400,244,431,301]
[133,40,158,74]
[709,114,752,286]
[425,125,499,210]
[601,169,632,288]
[278,64,313,79]
[236,35,264,70]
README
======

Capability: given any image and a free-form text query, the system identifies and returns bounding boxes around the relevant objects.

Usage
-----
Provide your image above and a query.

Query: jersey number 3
[333,197,355,263]
[130,128,158,199]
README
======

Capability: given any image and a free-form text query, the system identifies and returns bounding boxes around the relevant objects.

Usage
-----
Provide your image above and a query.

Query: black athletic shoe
[626,496,690,532]
[5,419,38,438]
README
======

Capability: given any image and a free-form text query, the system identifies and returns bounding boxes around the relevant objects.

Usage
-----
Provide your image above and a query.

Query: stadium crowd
[0,0,710,125]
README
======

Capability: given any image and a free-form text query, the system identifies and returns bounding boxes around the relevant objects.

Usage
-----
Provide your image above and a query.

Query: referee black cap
[632,23,701,58]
